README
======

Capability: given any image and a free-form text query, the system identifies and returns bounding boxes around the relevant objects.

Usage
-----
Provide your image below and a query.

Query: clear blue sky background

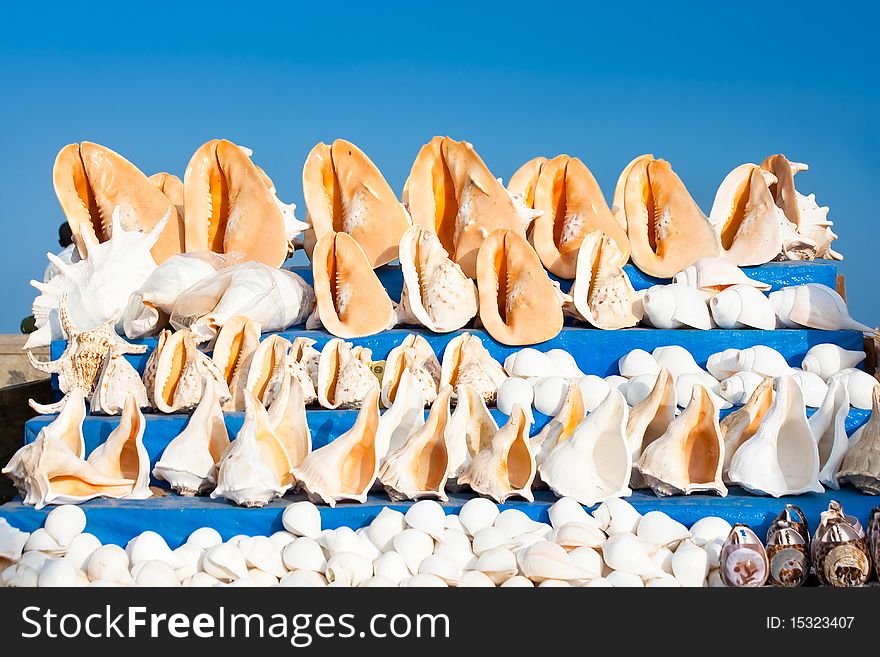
[0,2,876,332]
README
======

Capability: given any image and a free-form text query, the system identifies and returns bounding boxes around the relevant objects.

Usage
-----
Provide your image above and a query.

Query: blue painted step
[0,487,874,549]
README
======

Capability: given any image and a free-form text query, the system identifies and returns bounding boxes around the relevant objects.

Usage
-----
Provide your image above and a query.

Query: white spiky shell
[641,284,712,330]
[317,339,376,409]
[769,284,872,332]
[708,285,777,330]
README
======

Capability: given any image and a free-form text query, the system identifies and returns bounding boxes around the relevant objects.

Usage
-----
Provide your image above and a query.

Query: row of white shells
[0,499,736,588]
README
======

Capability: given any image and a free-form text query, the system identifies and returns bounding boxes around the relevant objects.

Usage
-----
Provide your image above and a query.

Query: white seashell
[444,514,464,532]
[605,571,644,587]
[675,372,731,410]
[366,507,406,552]
[689,517,732,547]
[458,571,496,587]
[173,544,203,581]
[86,394,152,500]
[670,540,709,587]
[531,382,586,469]
[126,531,181,570]
[707,345,790,380]
[474,547,518,584]
[728,375,822,496]
[153,382,229,495]
[319,527,378,561]
[202,544,248,582]
[604,374,629,392]
[325,552,373,587]
[551,522,606,550]
[392,529,434,575]
[278,570,327,587]
[707,569,725,588]
[89,350,149,415]
[532,376,569,416]
[269,531,296,551]
[651,346,703,378]
[65,533,101,572]
[147,329,231,413]
[645,575,682,587]
[809,380,850,489]
[626,369,677,489]
[518,541,591,583]
[637,511,690,549]
[87,545,132,585]
[545,350,585,378]
[641,284,712,330]
[457,497,500,537]
[132,560,181,587]
[266,370,312,470]
[651,546,674,574]
[281,501,322,539]
[380,334,441,409]
[618,349,659,379]
[375,367,425,458]
[499,575,534,587]
[504,348,559,379]
[24,528,63,555]
[246,568,279,587]
[801,344,866,381]
[44,504,87,547]
[440,333,507,404]
[38,557,78,587]
[718,371,765,405]
[494,509,545,539]
[404,500,448,541]
[770,284,873,332]
[317,339,376,409]
[185,572,221,587]
[623,373,659,406]
[282,537,326,573]
[540,389,631,505]
[828,368,880,410]
[241,335,293,409]
[471,527,516,555]
[496,378,535,422]
[576,375,612,412]
[418,554,461,585]
[673,257,771,298]
[0,518,29,562]
[601,533,664,578]
[433,529,475,571]
[593,497,642,534]
[170,262,315,343]
[238,536,286,578]
[18,551,49,572]
[708,285,776,330]
[445,385,497,481]
[567,546,604,579]
[374,552,411,584]
[547,497,599,530]
[185,527,222,549]
[789,369,829,408]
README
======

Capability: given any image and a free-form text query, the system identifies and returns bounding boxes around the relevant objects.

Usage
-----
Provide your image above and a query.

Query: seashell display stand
[1,261,876,547]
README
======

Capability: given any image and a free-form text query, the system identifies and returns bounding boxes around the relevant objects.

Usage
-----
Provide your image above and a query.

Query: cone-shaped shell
[183,139,287,266]
[381,334,441,408]
[476,228,565,345]
[770,284,873,332]
[539,388,632,506]
[302,139,411,267]
[728,375,822,497]
[709,285,777,330]
[837,388,880,494]
[507,157,548,210]
[720,377,774,479]
[292,387,382,506]
[673,257,771,299]
[801,344,865,381]
[530,155,629,278]
[308,232,395,338]
[211,316,261,412]
[626,368,677,488]
[395,224,477,332]
[150,329,230,413]
[53,142,184,264]
[531,382,587,469]
[379,386,454,501]
[267,370,312,470]
[636,384,727,496]
[439,333,507,404]
[809,380,850,489]
[641,283,712,330]
[89,350,149,416]
[317,338,376,409]
[623,157,720,278]
[567,230,641,329]
[446,384,499,481]
[457,405,536,502]
[406,136,526,278]
[86,395,151,500]
[153,383,229,495]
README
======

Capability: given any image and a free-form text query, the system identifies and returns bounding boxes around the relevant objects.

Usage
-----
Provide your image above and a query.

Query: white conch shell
[148,329,230,413]
[623,374,658,406]
[544,350,586,378]
[457,405,536,502]
[652,346,703,378]
[707,346,791,380]
[170,262,315,343]
[292,386,381,506]
[440,333,507,403]
[531,382,586,469]
[85,394,152,500]
[789,369,828,408]
[718,371,765,405]
[801,343,865,381]
[532,376,569,416]
[770,284,873,332]
[395,224,478,332]
[210,316,262,411]
[719,377,774,480]
[381,334,441,408]
[211,391,292,507]
[243,335,292,408]
[809,380,850,489]
[445,384,498,482]
[317,338,376,409]
[641,284,712,330]
[539,388,631,505]
[496,378,534,423]
[122,252,239,339]
[89,350,149,415]
[837,388,880,494]
[577,375,612,412]
[626,369,677,488]
[636,384,727,497]
[267,370,312,470]
[26,206,166,349]
[728,375,822,497]
[673,257,770,299]
[379,386,454,501]
[827,368,879,410]
[708,285,776,330]
[566,230,642,330]
[375,367,426,458]
[504,348,577,379]
[618,349,659,378]
[153,382,229,495]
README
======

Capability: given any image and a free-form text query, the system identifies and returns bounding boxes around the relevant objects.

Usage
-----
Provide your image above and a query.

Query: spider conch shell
[210,316,261,412]
[540,388,632,506]
[243,335,292,408]
[171,262,315,344]
[183,139,288,266]
[626,368,677,488]
[405,136,527,278]
[476,228,566,345]
[445,384,498,482]
[760,154,841,260]
[621,156,720,278]
[439,333,507,404]
[153,382,229,495]
[530,382,586,470]
[507,156,548,211]
[672,257,770,300]
[123,252,239,339]
[636,384,728,497]
[26,207,166,349]
[292,386,382,506]
[641,284,712,330]
[86,395,152,500]
[728,375,822,497]
[719,377,774,479]
[53,142,184,264]
[801,343,866,381]
[267,370,312,470]
[148,172,184,219]
[566,230,642,330]
[307,232,395,338]
[147,329,231,413]
[211,391,292,507]
[379,386,454,501]
[395,224,478,332]
[708,285,777,330]
[457,405,536,502]
[89,350,149,416]
[769,284,873,332]
[381,334,441,408]
[302,139,411,268]
[317,338,377,409]
[837,387,880,494]
[708,164,804,266]
[525,155,629,278]
[809,380,850,490]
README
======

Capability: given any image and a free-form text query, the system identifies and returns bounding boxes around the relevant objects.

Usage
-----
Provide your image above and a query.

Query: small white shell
[708,285,777,330]
[718,371,765,405]
[532,376,569,416]
[281,501,322,539]
[458,498,500,537]
[496,378,535,421]
[652,346,703,378]
[641,284,712,330]
[617,349,660,378]
[576,375,612,411]
[802,344,866,381]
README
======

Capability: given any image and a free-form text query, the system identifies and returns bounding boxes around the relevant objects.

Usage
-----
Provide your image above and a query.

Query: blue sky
[0,2,877,331]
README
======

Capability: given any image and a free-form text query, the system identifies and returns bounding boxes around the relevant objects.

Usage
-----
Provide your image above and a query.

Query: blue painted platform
[1,488,875,549]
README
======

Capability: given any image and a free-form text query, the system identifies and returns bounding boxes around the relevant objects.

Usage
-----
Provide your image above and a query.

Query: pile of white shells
[0,499,732,587]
